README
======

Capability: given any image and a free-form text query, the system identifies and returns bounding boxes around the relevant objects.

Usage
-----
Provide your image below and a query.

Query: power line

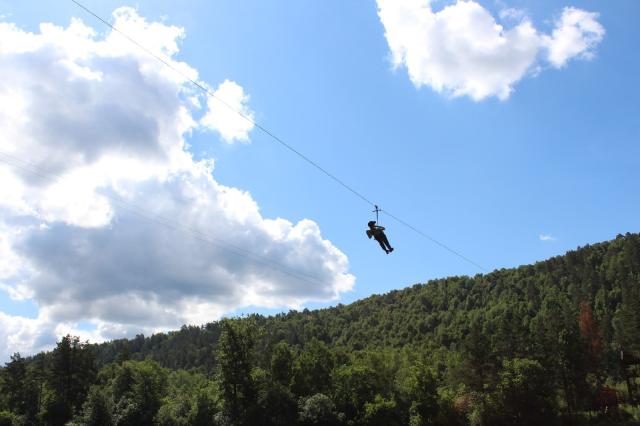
[70,0,487,272]
[0,150,329,286]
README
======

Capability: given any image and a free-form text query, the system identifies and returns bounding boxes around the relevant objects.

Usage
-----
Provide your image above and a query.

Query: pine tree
[1,353,27,415]
[217,319,259,425]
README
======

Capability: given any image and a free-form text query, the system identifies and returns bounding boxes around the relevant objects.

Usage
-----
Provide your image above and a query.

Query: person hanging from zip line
[367,220,394,254]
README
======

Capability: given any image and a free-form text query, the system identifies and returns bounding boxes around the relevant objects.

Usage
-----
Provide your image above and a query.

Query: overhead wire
[70,0,487,272]
[381,211,487,272]
[0,150,329,287]
[70,0,375,208]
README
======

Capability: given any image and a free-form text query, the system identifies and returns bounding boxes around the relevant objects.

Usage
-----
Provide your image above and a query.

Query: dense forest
[2,233,640,425]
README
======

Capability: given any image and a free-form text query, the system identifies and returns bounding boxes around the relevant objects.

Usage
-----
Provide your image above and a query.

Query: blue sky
[0,0,638,358]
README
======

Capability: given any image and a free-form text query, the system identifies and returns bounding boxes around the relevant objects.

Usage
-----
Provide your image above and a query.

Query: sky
[0,0,638,361]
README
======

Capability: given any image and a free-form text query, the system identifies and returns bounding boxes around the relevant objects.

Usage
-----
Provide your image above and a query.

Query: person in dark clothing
[366,220,394,254]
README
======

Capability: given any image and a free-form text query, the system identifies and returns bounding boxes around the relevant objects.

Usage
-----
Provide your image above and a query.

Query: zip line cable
[0,150,328,286]
[70,0,374,208]
[381,210,487,272]
[70,0,487,272]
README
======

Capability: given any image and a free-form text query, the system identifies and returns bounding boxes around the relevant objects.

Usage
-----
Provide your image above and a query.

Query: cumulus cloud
[543,7,605,68]
[201,80,255,143]
[539,234,556,242]
[0,8,354,361]
[376,0,605,100]
[0,313,53,357]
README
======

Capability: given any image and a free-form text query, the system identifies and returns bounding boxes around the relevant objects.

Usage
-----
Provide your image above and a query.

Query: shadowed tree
[72,386,113,426]
[255,372,298,426]
[44,335,96,425]
[531,291,588,419]
[291,339,334,397]
[270,342,294,386]
[488,358,556,426]
[363,394,399,426]
[217,319,259,426]
[1,353,27,416]
[189,389,219,426]
[614,277,640,352]
[461,319,495,394]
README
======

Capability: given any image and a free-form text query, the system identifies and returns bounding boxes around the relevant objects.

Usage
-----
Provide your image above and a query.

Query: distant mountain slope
[93,233,640,372]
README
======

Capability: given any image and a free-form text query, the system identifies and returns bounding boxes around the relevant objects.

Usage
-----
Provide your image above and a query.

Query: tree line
[1,232,640,425]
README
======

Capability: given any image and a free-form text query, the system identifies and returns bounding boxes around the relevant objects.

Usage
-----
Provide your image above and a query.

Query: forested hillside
[2,233,640,425]
[95,232,640,372]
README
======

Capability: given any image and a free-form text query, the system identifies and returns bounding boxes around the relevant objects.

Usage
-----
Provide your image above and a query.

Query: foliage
[217,319,260,425]
[2,232,640,425]
[298,393,340,425]
[487,358,556,426]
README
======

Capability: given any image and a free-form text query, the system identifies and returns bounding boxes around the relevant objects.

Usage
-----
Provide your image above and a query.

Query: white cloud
[376,0,604,100]
[543,7,605,68]
[499,8,527,23]
[539,234,556,241]
[0,8,354,362]
[201,80,255,143]
[0,313,54,358]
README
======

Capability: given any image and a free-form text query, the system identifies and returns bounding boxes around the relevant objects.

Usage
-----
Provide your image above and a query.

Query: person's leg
[381,234,393,251]
[376,238,389,253]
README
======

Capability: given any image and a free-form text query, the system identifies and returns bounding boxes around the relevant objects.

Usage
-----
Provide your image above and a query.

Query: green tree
[71,386,113,426]
[291,339,334,396]
[363,394,399,426]
[45,335,96,425]
[131,360,167,424]
[217,319,259,425]
[489,358,555,426]
[256,375,297,426]
[404,363,439,426]
[461,319,495,394]
[0,411,19,426]
[112,362,135,402]
[531,291,588,418]
[188,389,218,426]
[25,353,48,422]
[298,393,339,426]
[1,354,27,415]
[332,364,377,422]
[110,360,167,426]
[614,277,640,351]
[156,369,212,426]
[270,342,293,386]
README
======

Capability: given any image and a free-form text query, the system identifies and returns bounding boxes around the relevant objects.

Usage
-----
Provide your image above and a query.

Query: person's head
[368,221,376,228]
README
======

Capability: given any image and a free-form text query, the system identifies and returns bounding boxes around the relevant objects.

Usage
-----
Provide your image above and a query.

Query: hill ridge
[91,232,640,372]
